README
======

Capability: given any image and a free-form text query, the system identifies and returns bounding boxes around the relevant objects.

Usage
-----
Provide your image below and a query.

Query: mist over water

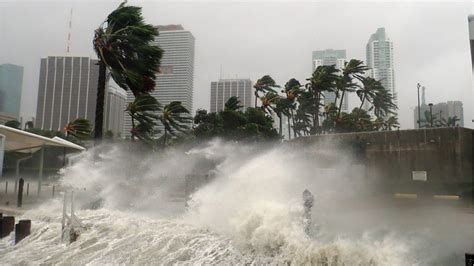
[0,139,472,265]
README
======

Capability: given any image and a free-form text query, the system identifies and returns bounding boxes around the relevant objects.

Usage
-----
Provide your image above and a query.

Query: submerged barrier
[0,213,32,244]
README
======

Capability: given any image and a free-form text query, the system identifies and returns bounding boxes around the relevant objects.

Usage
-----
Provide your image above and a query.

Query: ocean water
[0,140,471,265]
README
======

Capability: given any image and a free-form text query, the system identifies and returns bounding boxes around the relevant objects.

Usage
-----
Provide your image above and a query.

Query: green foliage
[65,118,92,140]
[224,96,243,111]
[160,101,192,145]
[193,98,279,142]
[4,120,21,129]
[126,93,161,143]
[93,2,163,96]
[254,75,280,107]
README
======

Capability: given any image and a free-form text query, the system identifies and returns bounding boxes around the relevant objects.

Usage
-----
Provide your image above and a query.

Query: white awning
[0,125,86,153]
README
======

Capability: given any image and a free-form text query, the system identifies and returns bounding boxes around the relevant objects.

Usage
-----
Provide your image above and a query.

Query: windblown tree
[305,65,339,134]
[160,101,192,146]
[253,75,280,108]
[355,77,381,120]
[93,2,163,141]
[446,116,460,127]
[126,94,161,143]
[64,118,92,140]
[283,78,302,139]
[224,96,243,111]
[335,59,368,122]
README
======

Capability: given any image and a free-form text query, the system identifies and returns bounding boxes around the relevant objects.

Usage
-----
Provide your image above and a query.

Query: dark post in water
[302,189,314,236]
[15,220,31,244]
[17,178,24,207]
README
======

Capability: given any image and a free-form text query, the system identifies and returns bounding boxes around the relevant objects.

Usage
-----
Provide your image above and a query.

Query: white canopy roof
[0,125,86,153]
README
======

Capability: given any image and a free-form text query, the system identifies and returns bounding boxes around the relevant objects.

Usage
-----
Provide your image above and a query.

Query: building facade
[366,28,396,105]
[35,56,125,135]
[0,64,23,119]
[312,49,348,111]
[210,79,252,112]
[35,56,99,131]
[104,86,126,137]
[123,25,195,138]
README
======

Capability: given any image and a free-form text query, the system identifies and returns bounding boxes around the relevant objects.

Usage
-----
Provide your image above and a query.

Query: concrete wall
[292,127,474,201]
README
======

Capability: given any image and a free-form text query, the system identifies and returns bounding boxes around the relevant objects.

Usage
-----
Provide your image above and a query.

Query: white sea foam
[0,140,471,265]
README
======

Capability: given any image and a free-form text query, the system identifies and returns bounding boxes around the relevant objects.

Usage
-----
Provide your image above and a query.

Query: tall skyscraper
[210,79,253,112]
[123,25,195,138]
[312,49,348,111]
[0,63,23,118]
[36,56,99,131]
[35,55,125,134]
[366,28,396,103]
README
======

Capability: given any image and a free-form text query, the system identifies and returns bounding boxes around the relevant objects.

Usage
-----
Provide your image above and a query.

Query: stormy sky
[0,0,473,129]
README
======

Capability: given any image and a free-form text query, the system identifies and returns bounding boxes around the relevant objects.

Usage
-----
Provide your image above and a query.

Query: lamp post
[428,103,433,128]
[417,83,421,128]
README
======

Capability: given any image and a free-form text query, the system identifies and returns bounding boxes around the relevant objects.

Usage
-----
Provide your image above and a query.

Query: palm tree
[371,85,397,119]
[447,116,460,127]
[126,94,161,142]
[355,77,381,120]
[253,75,280,107]
[305,65,339,134]
[283,78,302,139]
[93,2,163,140]
[259,91,280,115]
[160,101,192,146]
[273,97,291,136]
[64,118,92,140]
[335,59,368,121]
[385,116,399,131]
[224,96,243,111]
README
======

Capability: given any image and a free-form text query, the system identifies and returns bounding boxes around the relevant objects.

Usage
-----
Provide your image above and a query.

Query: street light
[417,83,421,128]
[428,103,433,127]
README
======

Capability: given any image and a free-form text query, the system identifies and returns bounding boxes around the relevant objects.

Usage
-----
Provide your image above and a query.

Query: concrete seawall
[291,127,474,203]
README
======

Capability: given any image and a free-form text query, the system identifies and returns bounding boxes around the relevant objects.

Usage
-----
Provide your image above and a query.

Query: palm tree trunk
[287,114,291,140]
[254,93,258,108]
[357,94,366,122]
[313,92,320,134]
[163,129,167,147]
[94,60,107,142]
[291,109,296,139]
[336,90,346,121]
[131,116,135,141]
[279,114,282,136]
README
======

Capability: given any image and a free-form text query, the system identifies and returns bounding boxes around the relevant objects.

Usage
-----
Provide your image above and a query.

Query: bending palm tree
[305,65,339,134]
[224,96,243,111]
[356,77,381,120]
[253,75,280,107]
[283,78,302,139]
[336,59,368,121]
[160,101,192,146]
[126,94,161,143]
[64,118,92,140]
[93,2,163,140]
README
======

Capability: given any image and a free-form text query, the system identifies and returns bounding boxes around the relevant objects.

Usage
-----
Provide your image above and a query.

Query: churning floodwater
[0,139,472,265]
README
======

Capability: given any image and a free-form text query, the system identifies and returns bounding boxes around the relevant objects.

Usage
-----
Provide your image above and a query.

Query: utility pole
[417,83,421,128]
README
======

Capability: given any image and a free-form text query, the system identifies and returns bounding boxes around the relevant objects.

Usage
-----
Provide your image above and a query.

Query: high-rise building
[312,49,348,111]
[123,25,195,138]
[366,28,396,105]
[210,79,253,112]
[0,63,24,119]
[35,55,125,134]
[413,101,463,128]
[36,56,99,131]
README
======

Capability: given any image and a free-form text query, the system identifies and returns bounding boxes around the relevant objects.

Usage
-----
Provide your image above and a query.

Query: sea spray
[1,139,471,265]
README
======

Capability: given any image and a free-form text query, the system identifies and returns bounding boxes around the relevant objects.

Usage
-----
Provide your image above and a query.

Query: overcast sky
[1,0,473,129]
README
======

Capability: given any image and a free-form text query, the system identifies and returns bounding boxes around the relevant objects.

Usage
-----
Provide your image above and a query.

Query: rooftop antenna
[422,86,426,105]
[66,8,73,53]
